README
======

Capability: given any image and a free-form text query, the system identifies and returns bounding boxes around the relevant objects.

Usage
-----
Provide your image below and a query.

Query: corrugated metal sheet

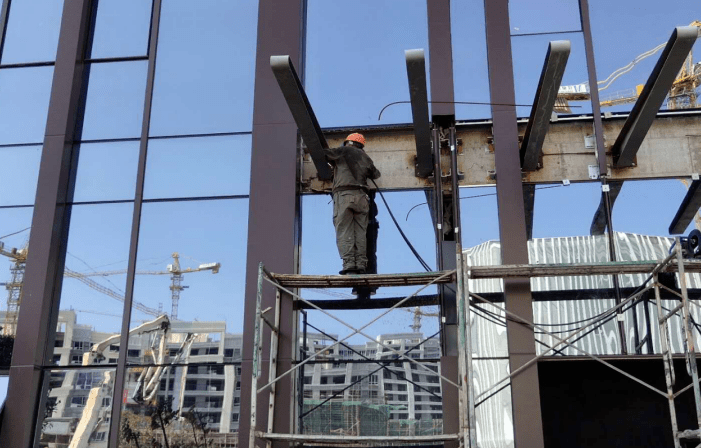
[462,232,701,447]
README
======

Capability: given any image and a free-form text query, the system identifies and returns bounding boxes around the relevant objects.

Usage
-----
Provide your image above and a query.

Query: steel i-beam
[590,181,624,235]
[523,184,536,240]
[669,179,701,235]
[612,26,698,168]
[521,40,571,171]
[270,55,332,180]
[405,49,433,178]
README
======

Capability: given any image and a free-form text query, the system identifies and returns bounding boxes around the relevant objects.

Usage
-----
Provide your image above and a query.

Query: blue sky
[0,0,700,405]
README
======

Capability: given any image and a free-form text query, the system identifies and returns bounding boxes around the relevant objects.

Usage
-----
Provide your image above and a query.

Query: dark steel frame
[483,0,545,446]
[238,1,306,446]
[0,0,94,445]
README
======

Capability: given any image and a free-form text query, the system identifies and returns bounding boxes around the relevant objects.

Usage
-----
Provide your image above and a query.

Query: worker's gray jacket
[323,146,381,191]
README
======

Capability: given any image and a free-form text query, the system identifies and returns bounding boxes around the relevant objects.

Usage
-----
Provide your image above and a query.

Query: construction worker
[324,133,381,275]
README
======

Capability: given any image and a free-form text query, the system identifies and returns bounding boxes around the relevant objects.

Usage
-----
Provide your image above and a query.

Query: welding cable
[377,100,582,121]
[369,179,432,272]
[405,184,565,221]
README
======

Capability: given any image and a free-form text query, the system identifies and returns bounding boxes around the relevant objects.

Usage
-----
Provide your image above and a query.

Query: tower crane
[1,242,220,334]
[403,307,440,333]
[69,252,221,320]
[557,21,701,112]
[0,241,27,336]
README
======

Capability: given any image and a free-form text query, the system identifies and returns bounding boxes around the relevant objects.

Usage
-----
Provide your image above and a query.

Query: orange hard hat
[345,133,366,147]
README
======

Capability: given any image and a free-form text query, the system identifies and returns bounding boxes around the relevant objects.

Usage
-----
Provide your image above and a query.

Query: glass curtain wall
[29,0,259,445]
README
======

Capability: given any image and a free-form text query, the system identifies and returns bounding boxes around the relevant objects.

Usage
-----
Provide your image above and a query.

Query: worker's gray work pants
[333,190,369,271]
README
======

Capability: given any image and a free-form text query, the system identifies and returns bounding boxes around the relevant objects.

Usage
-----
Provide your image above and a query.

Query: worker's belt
[332,185,368,194]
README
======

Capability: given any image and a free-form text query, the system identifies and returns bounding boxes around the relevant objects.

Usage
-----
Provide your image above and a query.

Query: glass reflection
[305,0,428,127]
[0,67,54,144]
[0,145,41,206]
[1,0,64,64]
[129,199,248,344]
[144,134,251,200]
[590,0,700,113]
[90,0,152,59]
[37,368,116,446]
[149,0,258,136]
[81,61,148,141]
[72,141,140,202]
[119,362,241,444]
[0,207,32,341]
[58,203,134,355]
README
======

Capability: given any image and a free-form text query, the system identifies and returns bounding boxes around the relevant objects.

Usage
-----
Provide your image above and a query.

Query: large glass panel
[305,0,428,127]
[149,0,258,136]
[128,199,248,353]
[0,145,41,206]
[72,141,140,203]
[118,363,240,444]
[1,0,64,64]
[57,203,134,364]
[0,67,53,144]
[144,135,252,200]
[451,0,490,120]
[90,0,152,59]
[36,368,116,446]
[590,0,700,113]
[0,207,32,340]
[81,61,148,141]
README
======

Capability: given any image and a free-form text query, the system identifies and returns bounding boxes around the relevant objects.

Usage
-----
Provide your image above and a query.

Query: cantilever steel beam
[521,40,571,171]
[669,179,701,234]
[612,26,698,168]
[590,181,624,235]
[405,49,433,178]
[523,184,536,239]
[270,55,333,180]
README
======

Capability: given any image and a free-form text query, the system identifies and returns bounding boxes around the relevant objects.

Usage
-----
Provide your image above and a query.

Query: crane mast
[0,241,27,336]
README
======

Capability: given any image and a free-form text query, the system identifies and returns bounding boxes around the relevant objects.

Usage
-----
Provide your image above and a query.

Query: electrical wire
[370,179,432,272]
[405,184,565,221]
[377,100,582,120]
[0,226,31,240]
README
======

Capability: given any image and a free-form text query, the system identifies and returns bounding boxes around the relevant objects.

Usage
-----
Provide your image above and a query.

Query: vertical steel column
[0,0,94,445]
[426,0,455,125]
[579,0,630,353]
[483,0,545,446]
[106,0,162,445]
[238,1,305,447]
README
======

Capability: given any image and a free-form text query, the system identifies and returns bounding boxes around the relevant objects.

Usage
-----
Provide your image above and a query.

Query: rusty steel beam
[521,40,570,171]
[0,0,94,445]
[300,112,701,193]
[612,26,698,168]
[669,179,701,234]
[270,55,332,180]
[405,49,433,178]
